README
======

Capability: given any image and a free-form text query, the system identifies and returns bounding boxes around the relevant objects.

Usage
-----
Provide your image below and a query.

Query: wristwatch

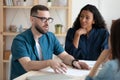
[71,59,79,68]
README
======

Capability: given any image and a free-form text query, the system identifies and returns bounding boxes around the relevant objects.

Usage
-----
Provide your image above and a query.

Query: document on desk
[26,60,96,80]
[26,68,90,80]
[80,60,96,68]
[46,67,90,77]
[26,74,74,80]
[43,60,96,77]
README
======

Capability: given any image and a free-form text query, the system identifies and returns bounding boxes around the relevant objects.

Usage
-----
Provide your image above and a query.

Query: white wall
[100,0,120,31]
[72,0,120,32]
[72,0,99,23]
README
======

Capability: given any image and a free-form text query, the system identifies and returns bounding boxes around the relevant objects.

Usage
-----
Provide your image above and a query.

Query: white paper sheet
[79,60,96,68]
[66,68,90,77]
[41,60,96,77]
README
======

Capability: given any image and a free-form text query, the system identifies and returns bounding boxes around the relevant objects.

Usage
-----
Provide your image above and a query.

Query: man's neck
[31,27,42,41]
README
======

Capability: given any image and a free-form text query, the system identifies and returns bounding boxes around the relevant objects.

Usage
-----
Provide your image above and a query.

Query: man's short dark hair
[30,5,49,16]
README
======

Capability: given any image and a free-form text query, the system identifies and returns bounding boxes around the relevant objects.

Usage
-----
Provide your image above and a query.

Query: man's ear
[30,16,34,22]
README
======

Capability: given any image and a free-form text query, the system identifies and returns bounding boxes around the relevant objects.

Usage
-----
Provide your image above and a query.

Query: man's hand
[73,61,90,70]
[48,60,67,74]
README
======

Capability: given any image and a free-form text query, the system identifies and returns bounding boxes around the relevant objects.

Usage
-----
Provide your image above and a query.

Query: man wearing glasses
[11,5,89,80]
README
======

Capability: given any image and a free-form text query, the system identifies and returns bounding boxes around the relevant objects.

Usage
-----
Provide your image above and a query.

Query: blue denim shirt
[86,59,120,80]
[10,28,64,80]
[65,28,109,60]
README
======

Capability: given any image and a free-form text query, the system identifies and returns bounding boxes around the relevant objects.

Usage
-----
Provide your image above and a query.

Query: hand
[73,61,90,70]
[49,60,67,74]
[76,28,87,36]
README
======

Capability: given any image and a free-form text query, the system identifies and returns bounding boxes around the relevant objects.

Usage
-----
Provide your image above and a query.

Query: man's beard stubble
[35,24,47,34]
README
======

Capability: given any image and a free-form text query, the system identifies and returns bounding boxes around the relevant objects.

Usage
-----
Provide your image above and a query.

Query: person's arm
[57,51,74,65]
[85,50,111,80]
[73,28,87,48]
[86,52,113,80]
[65,28,86,58]
[88,49,111,77]
[58,51,90,70]
[18,57,50,71]
[19,56,67,73]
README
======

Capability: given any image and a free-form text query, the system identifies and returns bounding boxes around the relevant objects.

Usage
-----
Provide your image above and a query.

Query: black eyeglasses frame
[32,16,54,23]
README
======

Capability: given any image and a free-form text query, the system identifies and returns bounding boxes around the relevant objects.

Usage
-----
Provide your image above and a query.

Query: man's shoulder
[39,32,57,41]
[46,31,54,35]
[45,32,56,37]
[15,29,32,40]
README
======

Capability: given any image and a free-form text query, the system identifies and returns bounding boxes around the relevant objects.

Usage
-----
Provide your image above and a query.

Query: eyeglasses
[32,16,54,23]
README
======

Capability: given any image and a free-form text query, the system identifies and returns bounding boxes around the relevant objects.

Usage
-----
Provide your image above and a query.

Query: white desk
[14,68,88,80]
[14,60,96,80]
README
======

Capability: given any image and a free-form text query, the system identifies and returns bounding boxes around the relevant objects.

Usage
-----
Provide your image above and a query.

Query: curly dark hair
[73,4,106,30]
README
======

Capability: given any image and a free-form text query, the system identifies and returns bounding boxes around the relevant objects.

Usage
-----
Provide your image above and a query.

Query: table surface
[13,60,96,80]
[14,68,87,80]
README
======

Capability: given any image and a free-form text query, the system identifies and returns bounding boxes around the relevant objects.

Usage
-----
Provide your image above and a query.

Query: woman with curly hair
[65,4,109,60]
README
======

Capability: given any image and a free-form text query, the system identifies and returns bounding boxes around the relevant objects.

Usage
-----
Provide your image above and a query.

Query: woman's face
[80,10,95,30]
